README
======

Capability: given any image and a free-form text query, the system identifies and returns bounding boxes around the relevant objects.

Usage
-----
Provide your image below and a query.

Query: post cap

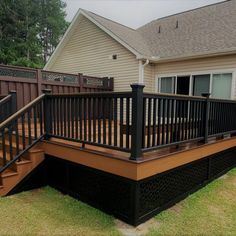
[42,89,52,94]
[130,83,145,89]
[202,93,211,98]
[9,90,16,94]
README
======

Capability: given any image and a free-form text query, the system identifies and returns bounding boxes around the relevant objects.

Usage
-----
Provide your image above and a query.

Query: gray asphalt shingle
[83,0,236,59]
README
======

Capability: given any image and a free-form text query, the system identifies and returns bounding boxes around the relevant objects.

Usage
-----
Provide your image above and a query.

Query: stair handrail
[0,94,45,129]
[0,91,17,123]
[0,94,46,174]
[0,94,11,105]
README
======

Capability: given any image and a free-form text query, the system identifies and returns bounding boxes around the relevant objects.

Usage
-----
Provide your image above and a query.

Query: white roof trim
[81,10,144,58]
[144,48,236,63]
[44,9,143,69]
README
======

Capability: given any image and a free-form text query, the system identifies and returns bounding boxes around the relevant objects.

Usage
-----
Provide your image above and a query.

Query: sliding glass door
[159,77,175,94]
[212,73,232,99]
[193,74,210,96]
[158,72,233,99]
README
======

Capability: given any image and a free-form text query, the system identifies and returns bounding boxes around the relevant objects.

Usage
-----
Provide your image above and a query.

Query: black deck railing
[0,94,45,173]
[45,90,132,152]
[141,93,206,152]
[1,84,236,173]
[43,84,236,160]
[0,91,17,123]
[208,99,236,137]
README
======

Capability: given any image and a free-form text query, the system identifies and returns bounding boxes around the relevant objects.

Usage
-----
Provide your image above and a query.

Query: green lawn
[0,187,120,236]
[0,168,235,236]
[147,168,236,236]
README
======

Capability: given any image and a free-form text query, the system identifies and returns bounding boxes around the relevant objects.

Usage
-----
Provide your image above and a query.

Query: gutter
[139,59,149,84]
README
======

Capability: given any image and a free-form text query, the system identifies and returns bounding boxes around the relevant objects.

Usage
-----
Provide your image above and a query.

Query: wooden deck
[41,133,236,181]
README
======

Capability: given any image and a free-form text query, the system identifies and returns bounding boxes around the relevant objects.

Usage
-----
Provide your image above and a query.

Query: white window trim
[156,68,236,99]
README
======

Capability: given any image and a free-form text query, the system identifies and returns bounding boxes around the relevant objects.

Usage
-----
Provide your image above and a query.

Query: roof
[45,0,236,68]
[137,0,236,60]
[82,9,152,57]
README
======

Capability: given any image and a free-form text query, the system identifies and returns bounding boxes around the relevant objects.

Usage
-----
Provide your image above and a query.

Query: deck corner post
[202,93,211,143]
[130,83,145,161]
[9,90,17,115]
[42,89,52,139]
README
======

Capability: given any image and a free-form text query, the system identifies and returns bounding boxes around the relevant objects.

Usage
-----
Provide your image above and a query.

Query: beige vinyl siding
[144,64,155,93]
[156,55,236,74]
[155,54,236,98]
[47,15,139,92]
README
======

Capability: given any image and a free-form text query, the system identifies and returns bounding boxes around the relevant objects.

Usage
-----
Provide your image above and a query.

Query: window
[158,72,233,99]
[193,74,210,96]
[159,77,175,94]
[212,73,232,99]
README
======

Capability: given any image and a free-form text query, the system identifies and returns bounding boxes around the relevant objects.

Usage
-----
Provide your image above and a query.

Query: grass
[0,168,235,236]
[146,168,236,236]
[0,187,120,236]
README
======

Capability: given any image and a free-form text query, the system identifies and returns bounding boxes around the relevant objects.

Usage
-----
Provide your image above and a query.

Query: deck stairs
[0,133,45,196]
[0,94,46,196]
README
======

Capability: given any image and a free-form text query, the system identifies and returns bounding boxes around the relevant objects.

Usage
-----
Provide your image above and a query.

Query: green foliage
[0,0,68,68]
[11,57,43,69]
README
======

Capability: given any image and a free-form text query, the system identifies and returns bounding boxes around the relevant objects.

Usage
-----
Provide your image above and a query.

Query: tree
[0,0,68,68]
[39,0,69,63]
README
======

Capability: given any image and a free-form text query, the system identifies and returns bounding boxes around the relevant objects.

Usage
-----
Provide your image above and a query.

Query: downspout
[139,59,149,84]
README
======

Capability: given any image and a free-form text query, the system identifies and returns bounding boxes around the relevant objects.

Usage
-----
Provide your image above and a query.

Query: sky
[63,0,225,29]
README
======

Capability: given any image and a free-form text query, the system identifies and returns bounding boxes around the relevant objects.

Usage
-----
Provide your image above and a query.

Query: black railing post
[202,93,211,143]
[42,89,52,139]
[9,90,17,115]
[130,84,145,160]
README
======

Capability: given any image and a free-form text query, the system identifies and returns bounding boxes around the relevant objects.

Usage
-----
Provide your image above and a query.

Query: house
[44,0,236,99]
[1,1,236,227]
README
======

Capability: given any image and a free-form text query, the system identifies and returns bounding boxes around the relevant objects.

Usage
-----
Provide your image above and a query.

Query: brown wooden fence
[0,64,113,110]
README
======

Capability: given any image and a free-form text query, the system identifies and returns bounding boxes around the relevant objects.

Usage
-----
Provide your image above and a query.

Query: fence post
[130,84,145,160]
[9,90,17,115]
[102,77,109,89]
[42,89,52,139]
[202,93,211,143]
[37,69,42,96]
[109,77,114,91]
[78,73,84,92]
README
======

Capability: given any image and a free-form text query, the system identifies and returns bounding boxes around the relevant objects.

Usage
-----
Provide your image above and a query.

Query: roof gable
[44,9,149,69]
